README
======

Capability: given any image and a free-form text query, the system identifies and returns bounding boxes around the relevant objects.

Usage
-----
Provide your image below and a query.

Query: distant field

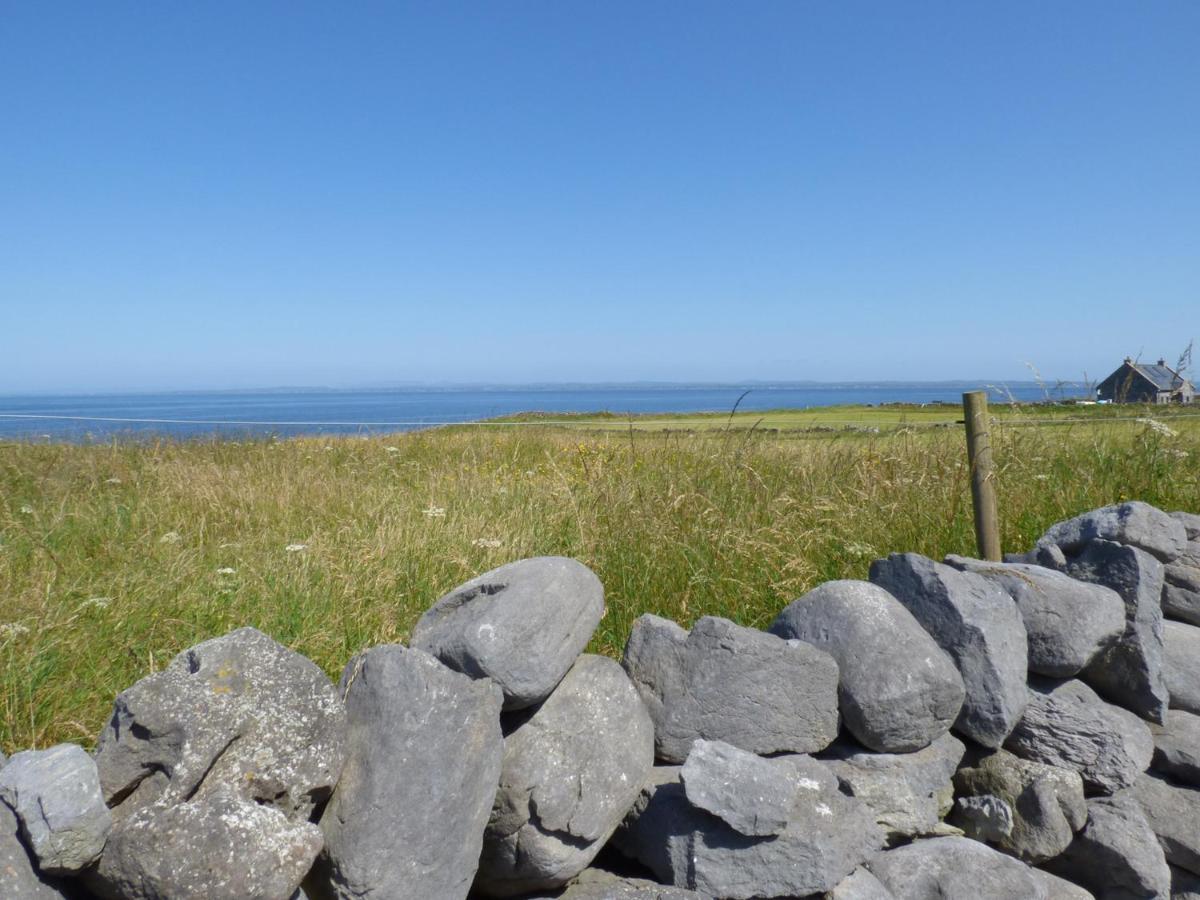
[493,401,1200,432]
[2,403,1199,751]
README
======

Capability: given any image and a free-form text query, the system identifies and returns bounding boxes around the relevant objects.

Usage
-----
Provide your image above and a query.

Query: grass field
[2,404,1199,752]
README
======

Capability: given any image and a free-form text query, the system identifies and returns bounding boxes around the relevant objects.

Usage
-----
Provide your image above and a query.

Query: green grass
[2,407,1199,752]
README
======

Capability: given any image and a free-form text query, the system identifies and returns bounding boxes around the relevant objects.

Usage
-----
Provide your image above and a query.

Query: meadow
[2,404,1199,752]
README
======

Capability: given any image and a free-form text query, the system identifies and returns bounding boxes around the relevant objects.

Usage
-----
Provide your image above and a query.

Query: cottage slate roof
[1131,363,1186,391]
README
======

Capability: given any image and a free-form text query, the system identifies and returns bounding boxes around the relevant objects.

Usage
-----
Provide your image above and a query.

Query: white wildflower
[104,477,122,485]
[285,543,307,553]
[159,531,182,544]
[1034,474,1050,481]
[472,538,503,549]
[0,622,30,641]
[423,506,446,518]
[323,445,334,452]
[844,542,876,557]
[216,567,237,575]
[19,505,34,515]
[1136,418,1178,438]
[81,597,112,610]
[385,446,401,454]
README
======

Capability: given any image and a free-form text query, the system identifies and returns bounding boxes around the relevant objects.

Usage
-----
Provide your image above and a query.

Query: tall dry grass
[1,417,1198,751]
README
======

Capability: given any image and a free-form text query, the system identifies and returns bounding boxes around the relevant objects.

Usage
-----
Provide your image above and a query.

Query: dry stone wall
[2,502,1200,899]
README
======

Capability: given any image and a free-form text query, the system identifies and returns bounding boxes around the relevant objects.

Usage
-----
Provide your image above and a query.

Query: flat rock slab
[1005,677,1153,796]
[828,867,896,900]
[309,645,504,900]
[1039,500,1188,562]
[951,748,1086,863]
[820,733,964,842]
[1163,564,1200,626]
[94,626,346,820]
[542,868,711,899]
[1132,773,1200,876]
[1172,512,1200,541]
[0,801,71,899]
[411,556,604,710]
[1066,539,1169,723]
[622,614,839,763]
[869,553,1028,747]
[1150,709,1200,786]
[0,743,110,874]
[1165,620,1200,714]
[91,788,323,900]
[476,654,654,897]
[1044,792,1171,900]
[945,555,1125,678]
[769,579,964,752]
[614,764,883,900]
[680,739,813,837]
[867,836,1089,900]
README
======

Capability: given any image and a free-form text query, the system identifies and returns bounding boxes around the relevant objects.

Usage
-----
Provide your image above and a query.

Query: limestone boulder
[1172,512,1200,541]
[868,836,1089,900]
[1165,620,1200,714]
[1066,540,1169,722]
[1039,500,1188,562]
[769,580,964,752]
[1131,773,1200,876]
[0,743,110,875]
[680,739,808,837]
[1004,677,1153,795]
[1163,564,1200,626]
[91,787,322,900]
[0,800,72,899]
[93,627,346,819]
[475,654,654,897]
[613,762,884,899]
[951,747,1086,863]
[1150,709,1200,786]
[543,868,710,899]
[945,555,1125,677]
[869,553,1028,747]
[820,733,965,842]
[308,645,504,900]
[411,557,604,710]
[828,867,896,899]
[1044,792,1171,900]
[622,614,839,763]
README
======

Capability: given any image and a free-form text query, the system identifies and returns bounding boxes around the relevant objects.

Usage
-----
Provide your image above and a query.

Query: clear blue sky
[2,2,1197,392]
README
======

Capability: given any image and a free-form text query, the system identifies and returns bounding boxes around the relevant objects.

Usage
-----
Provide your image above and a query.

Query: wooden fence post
[962,391,1001,561]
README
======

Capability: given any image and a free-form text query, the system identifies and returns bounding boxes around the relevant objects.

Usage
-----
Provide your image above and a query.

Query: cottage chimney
[1157,358,1166,366]
[1124,357,1133,365]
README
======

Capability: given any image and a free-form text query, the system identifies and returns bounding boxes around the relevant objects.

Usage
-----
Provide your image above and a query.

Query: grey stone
[1039,500,1188,562]
[548,868,710,899]
[946,555,1125,677]
[1172,512,1200,541]
[613,763,884,899]
[411,556,604,710]
[0,800,71,899]
[1044,792,1172,900]
[952,794,1013,843]
[769,580,965,752]
[1151,710,1200,786]
[1005,543,1069,571]
[680,739,808,837]
[1165,620,1200,714]
[94,627,346,820]
[867,836,1075,900]
[821,732,965,842]
[1164,564,1200,626]
[622,614,840,763]
[0,743,110,874]
[91,787,323,900]
[827,867,896,900]
[869,553,1028,747]
[1005,677,1154,795]
[1067,540,1169,723]
[1174,864,1200,899]
[476,654,654,897]
[308,645,504,900]
[1176,541,1200,570]
[952,748,1087,863]
[1132,773,1200,876]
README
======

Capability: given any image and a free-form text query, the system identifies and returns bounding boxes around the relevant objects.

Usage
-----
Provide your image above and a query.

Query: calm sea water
[0,382,1086,441]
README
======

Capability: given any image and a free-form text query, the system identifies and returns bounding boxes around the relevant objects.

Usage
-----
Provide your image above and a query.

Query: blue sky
[2,2,1198,392]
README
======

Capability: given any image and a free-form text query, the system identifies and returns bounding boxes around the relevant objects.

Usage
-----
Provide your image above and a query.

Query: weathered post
[962,391,1001,561]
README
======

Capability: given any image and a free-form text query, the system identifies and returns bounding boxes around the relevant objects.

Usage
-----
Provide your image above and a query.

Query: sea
[0,382,1088,442]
